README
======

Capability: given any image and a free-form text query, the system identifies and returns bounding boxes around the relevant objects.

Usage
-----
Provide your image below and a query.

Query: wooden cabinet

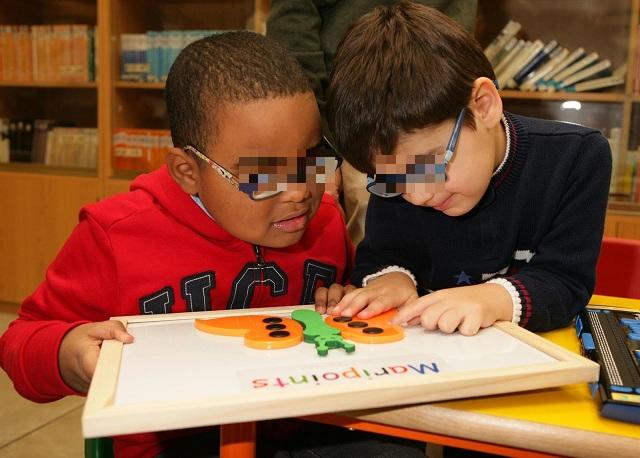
[0,173,99,302]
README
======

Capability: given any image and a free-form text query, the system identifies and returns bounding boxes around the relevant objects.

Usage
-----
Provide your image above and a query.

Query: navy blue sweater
[353,113,612,331]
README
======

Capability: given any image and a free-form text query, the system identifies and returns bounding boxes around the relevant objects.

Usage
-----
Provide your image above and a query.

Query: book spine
[513,40,558,86]
[568,74,625,92]
[559,59,611,88]
[504,40,544,89]
[484,20,522,64]
[547,51,599,91]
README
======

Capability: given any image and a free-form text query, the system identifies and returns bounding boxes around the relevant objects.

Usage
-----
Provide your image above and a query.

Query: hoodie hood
[130,165,239,243]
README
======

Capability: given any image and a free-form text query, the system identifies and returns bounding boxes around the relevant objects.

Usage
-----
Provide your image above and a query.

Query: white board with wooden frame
[82,305,599,438]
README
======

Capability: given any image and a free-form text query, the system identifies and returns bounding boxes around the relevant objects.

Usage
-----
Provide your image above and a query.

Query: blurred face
[195,93,327,247]
[378,115,504,217]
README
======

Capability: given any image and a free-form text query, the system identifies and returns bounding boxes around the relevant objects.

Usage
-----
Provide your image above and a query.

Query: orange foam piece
[325,309,404,344]
[195,315,303,350]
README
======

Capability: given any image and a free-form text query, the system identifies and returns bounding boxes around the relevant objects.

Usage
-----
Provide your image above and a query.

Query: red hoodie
[0,166,353,457]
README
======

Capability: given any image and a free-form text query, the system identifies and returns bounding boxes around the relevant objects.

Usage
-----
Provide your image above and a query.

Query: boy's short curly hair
[327,2,495,174]
[166,31,312,152]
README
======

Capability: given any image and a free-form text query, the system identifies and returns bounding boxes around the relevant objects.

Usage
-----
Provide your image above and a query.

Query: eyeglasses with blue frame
[366,107,467,198]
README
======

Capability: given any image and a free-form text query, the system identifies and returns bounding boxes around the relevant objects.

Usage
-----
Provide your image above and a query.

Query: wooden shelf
[0,162,97,177]
[0,81,97,89]
[499,89,627,103]
[608,200,640,213]
[115,81,164,90]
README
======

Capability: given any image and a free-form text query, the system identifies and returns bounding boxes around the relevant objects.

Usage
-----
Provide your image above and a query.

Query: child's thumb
[94,320,134,343]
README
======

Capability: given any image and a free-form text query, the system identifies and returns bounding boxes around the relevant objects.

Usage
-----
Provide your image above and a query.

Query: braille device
[576,305,640,424]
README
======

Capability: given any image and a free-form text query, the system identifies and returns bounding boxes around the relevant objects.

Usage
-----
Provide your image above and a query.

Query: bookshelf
[477,0,640,239]
[0,0,268,303]
[0,0,637,304]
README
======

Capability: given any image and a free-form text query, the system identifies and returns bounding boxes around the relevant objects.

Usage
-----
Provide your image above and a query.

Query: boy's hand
[391,283,513,336]
[330,272,419,319]
[314,283,356,314]
[58,320,134,393]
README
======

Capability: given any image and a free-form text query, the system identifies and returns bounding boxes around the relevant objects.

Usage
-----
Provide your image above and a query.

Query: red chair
[594,236,640,299]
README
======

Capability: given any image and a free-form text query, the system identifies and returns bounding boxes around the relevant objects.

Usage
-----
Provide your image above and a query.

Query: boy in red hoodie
[0,32,427,457]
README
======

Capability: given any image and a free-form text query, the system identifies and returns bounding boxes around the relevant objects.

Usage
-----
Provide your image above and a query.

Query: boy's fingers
[458,313,482,336]
[436,308,465,334]
[356,297,392,319]
[90,321,134,343]
[314,287,329,314]
[338,289,374,317]
[392,294,437,325]
[420,302,450,331]
[327,283,347,308]
[344,284,357,294]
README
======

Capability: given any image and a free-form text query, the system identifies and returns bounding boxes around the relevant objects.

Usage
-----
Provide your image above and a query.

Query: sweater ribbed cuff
[486,277,522,324]
[22,320,88,401]
[362,265,417,287]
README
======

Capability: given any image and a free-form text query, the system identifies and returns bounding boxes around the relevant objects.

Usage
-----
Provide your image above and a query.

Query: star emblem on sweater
[454,271,472,285]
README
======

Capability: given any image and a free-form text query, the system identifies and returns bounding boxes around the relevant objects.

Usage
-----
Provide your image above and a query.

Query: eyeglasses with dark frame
[366,107,467,198]
[183,137,340,201]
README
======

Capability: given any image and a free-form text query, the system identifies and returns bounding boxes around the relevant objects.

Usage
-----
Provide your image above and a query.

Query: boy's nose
[402,192,434,206]
[282,183,312,202]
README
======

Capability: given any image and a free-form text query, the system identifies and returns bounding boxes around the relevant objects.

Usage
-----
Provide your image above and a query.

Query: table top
[345,295,640,458]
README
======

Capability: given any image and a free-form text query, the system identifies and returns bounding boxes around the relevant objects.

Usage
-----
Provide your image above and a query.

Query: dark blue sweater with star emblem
[352,112,612,332]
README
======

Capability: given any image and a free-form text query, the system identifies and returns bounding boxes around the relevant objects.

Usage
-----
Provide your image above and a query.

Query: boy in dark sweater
[267,0,478,245]
[323,3,611,335]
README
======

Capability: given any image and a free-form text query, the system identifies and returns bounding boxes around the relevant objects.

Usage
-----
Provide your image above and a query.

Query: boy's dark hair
[166,31,312,152]
[327,2,495,174]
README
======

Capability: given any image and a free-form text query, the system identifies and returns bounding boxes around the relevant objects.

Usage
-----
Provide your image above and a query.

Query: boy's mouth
[272,210,309,233]
[432,195,453,211]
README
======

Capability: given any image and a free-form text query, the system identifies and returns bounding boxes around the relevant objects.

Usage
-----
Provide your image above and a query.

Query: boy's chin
[260,230,307,249]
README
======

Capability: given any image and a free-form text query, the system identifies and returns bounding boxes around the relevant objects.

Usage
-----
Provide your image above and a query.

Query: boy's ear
[470,77,503,129]
[166,147,201,195]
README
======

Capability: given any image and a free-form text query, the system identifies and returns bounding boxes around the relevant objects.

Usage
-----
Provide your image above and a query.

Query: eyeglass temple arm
[444,107,466,164]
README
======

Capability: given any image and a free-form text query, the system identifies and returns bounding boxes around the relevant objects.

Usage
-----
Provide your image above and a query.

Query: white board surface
[82,306,599,438]
[115,312,554,406]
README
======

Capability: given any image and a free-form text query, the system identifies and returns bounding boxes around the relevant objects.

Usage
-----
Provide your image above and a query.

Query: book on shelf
[112,128,173,172]
[0,117,96,168]
[535,47,586,90]
[497,40,545,89]
[493,38,526,77]
[486,20,629,95]
[120,30,225,83]
[511,40,558,87]
[544,51,599,91]
[484,20,522,65]
[565,74,625,92]
[552,59,612,91]
[120,34,150,82]
[490,36,518,70]
[0,119,9,163]
[0,24,95,82]
[606,127,622,195]
[519,46,569,91]
[564,65,627,92]
[45,127,98,168]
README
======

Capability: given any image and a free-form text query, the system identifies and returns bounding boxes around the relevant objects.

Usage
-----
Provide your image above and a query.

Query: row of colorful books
[0,119,97,168]
[484,20,626,93]
[0,24,96,82]
[113,128,173,172]
[120,30,224,83]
